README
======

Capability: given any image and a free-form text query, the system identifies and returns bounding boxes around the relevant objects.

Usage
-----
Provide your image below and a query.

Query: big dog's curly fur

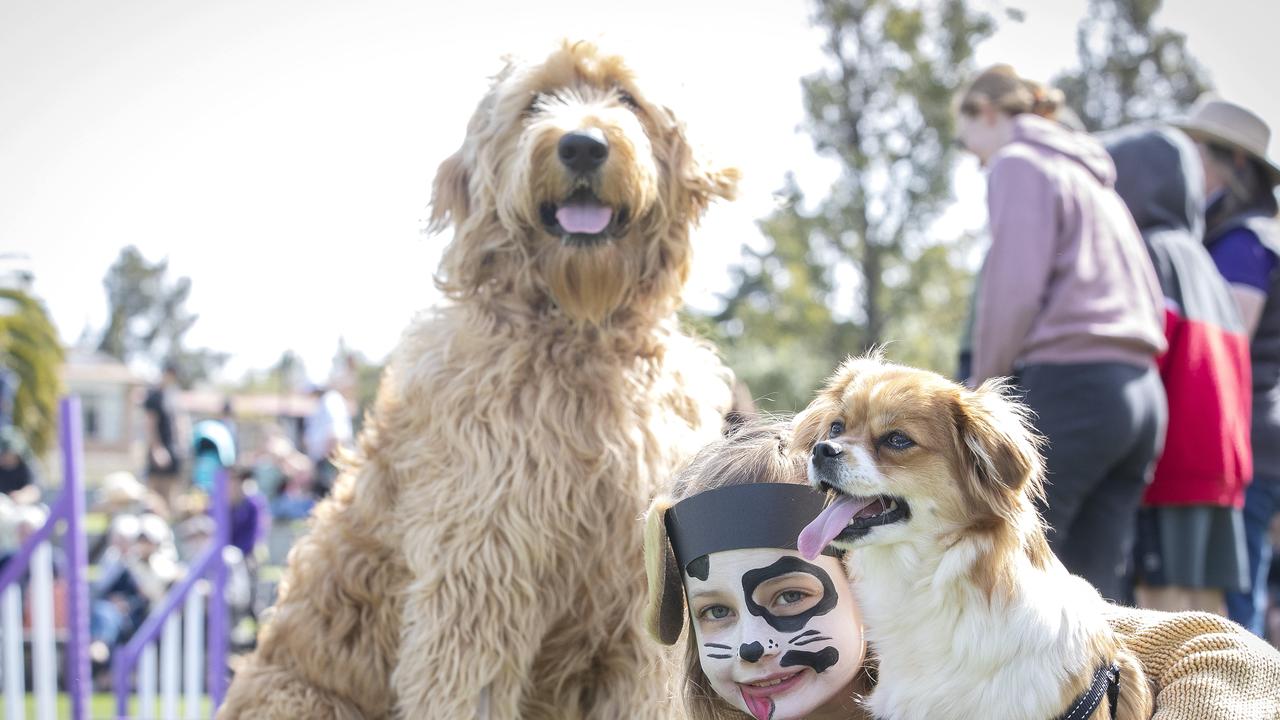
[219,40,738,719]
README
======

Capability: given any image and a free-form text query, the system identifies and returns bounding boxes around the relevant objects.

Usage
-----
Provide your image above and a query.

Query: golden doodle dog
[219,41,737,720]
[794,355,1153,720]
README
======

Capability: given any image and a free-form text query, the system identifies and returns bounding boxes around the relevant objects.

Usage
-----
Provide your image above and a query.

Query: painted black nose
[813,441,843,459]
[739,641,764,663]
[558,129,608,173]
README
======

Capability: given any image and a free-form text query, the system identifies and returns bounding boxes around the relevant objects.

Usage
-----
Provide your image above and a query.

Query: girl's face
[684,548,865,720]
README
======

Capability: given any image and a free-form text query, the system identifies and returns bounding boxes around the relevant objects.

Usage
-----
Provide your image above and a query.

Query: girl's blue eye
[777,590,805,606]
[700,605,731,620]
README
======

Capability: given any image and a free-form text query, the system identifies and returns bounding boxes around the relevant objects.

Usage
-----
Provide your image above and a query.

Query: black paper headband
[664,483,838,572]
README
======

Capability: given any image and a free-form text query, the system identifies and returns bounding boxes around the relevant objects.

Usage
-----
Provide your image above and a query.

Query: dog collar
[665,483,838,572]
[1052,661,1120,720]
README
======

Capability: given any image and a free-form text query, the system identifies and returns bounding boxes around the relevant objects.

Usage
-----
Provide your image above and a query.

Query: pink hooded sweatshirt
[970,114,1167,384]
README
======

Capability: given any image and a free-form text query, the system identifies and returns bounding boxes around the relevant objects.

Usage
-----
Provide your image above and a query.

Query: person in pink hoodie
[956,65,1168,602]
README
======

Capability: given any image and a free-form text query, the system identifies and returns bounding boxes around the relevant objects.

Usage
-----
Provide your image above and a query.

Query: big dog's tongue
[798,495,877,559]
[556,202,612,234]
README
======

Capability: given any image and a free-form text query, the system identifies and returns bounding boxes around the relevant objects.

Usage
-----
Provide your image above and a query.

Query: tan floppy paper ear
[643,495,686,645]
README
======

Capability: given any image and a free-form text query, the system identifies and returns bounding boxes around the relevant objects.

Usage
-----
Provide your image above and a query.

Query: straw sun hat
[1173,95,1280,186]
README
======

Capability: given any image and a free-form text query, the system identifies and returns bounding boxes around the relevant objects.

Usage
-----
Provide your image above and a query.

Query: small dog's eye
[829,421,845,438]
[881,431,915,450]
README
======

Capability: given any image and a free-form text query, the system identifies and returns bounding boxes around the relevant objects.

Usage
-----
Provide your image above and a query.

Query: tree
[269,350,307,396]
[0,289,64,456]
[1053,0,1211,132]
[96,246,227,386]
[702,0,993,412]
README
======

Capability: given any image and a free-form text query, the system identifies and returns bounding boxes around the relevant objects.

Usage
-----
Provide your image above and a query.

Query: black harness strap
[1053,661,1121,720]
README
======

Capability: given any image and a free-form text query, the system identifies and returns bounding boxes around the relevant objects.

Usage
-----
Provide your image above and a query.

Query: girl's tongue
[741,691,773,720]
[797,495,878,559]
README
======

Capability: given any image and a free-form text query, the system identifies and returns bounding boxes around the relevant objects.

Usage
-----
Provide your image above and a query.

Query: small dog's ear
[953,380,1045,518]
[643,495,686,645]
[428,149,470,234]
[792,404,831,459]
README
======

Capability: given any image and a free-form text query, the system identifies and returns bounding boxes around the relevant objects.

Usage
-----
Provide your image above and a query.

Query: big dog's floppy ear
[953,380,1045,522]
[643,495,686,645]
[653,104,740,221]
[427,149,470,234]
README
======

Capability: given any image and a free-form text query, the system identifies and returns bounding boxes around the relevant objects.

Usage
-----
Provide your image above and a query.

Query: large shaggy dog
[219,41,737,719]
[795,356,1153,720]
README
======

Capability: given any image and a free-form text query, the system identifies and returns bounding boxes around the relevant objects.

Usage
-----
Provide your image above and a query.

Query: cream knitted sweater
[827,606,1280,719]
[1102,606,1280,720]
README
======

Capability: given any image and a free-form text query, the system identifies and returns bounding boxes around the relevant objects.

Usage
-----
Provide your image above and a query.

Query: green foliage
[1053,0,1211,131]
[96,246,227,386]
[699,0,992,413]
[0,289,65,456]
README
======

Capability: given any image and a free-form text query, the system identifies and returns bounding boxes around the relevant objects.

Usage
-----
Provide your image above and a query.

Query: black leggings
[1016,362,1166,601]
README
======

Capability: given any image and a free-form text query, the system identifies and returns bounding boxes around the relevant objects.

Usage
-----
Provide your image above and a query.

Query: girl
[644,422,869,720]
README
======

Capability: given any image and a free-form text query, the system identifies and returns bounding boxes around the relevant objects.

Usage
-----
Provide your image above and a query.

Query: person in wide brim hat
[1173,94,1280,640]
[1172,95,1280,186]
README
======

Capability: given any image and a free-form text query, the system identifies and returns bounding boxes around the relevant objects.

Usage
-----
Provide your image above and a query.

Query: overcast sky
[3,0,1276,383]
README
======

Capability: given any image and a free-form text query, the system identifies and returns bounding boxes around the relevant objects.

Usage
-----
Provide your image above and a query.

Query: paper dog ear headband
[644,483,837,645]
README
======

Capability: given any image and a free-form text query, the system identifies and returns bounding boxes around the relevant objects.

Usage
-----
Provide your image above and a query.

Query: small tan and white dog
[794,355,1153,720]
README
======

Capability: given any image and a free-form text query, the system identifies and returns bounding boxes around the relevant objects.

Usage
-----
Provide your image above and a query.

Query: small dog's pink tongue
[798,495,875,559]
[555,202,612,234]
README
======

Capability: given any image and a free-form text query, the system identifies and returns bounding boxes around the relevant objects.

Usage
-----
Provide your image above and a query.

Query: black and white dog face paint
[684,548,865,720]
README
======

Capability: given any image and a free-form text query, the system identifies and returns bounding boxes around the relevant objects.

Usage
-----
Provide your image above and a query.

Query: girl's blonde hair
[956,64,1064,121]
[643,420,813,720]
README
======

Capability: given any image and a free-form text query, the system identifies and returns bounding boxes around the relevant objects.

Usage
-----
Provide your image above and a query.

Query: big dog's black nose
[558,129,609,173]
[813,441,843,459]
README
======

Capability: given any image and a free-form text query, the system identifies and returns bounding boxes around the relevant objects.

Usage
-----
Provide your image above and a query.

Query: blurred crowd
[0,363,356,686]
[953,66,1280,645]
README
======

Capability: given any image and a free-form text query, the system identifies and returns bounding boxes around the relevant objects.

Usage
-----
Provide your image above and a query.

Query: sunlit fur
[793,355,1153,720]
[219,41,737,720]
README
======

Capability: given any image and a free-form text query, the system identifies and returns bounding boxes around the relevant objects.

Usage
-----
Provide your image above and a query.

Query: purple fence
[113,465,229,719]
[0,395,233,719]
[0,396,92,720]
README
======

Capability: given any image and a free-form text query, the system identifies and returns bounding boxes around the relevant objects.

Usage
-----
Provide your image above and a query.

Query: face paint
[781,647,840,674]
[686,555,710,581]
[741,557,839,632]
[684,548,865,720]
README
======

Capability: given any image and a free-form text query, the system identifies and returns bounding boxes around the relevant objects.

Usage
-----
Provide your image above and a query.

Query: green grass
[21,692,212,719]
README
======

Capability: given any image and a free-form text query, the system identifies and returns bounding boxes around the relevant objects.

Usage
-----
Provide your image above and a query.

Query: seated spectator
[95,470,170,520]
[0,498,48,571]
[89,514,180,668]
[270,472,316,521]
[0,425,40,506]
